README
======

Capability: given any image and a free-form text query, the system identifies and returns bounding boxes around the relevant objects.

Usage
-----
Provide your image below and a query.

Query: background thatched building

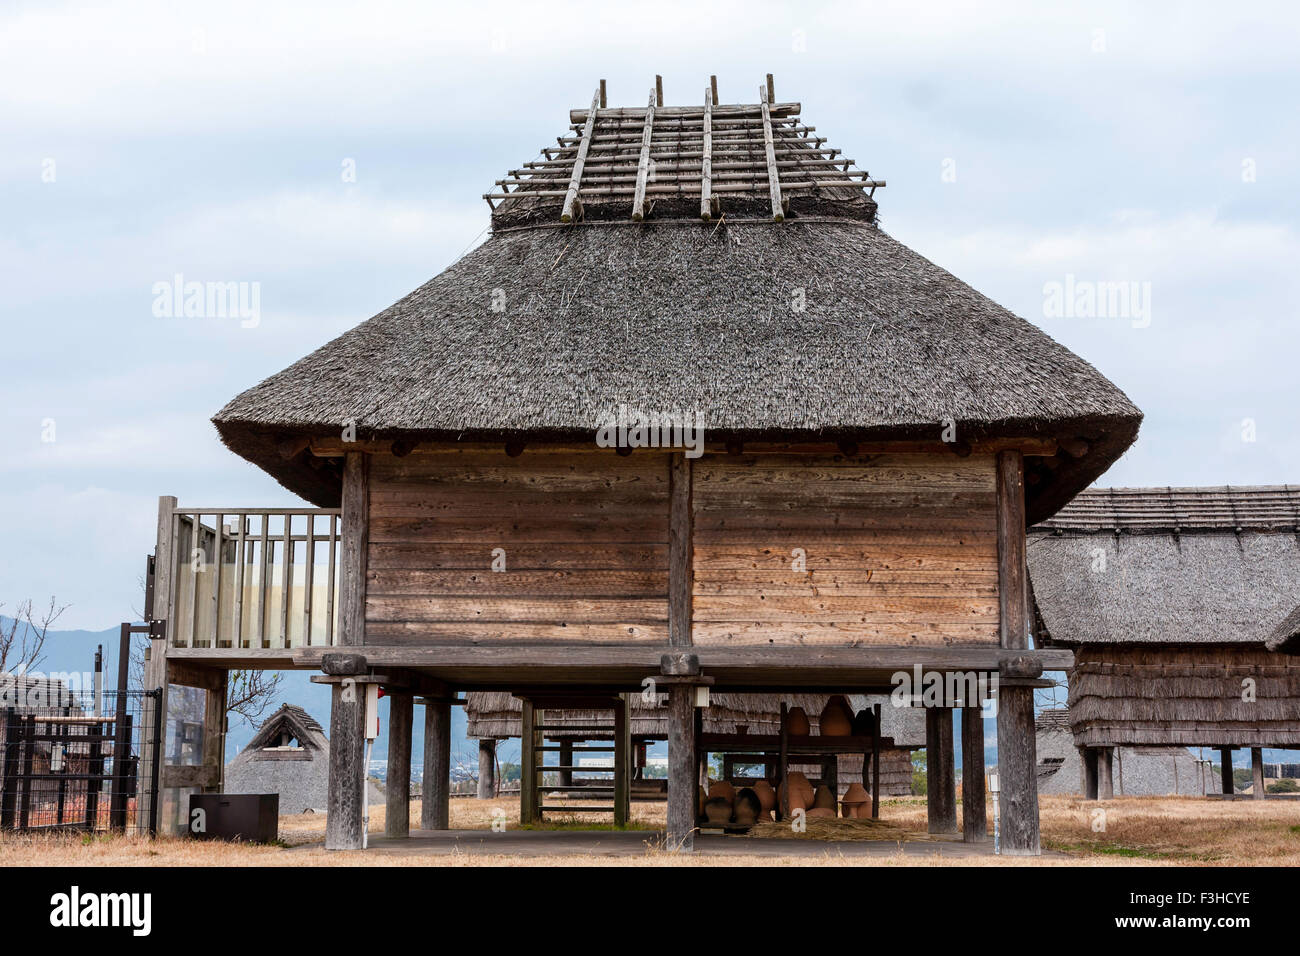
[224,704,382,813]
[1029,486,1300,799]
[1035,708,1219,796]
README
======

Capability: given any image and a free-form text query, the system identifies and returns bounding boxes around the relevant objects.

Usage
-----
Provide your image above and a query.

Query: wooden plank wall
[365,452,670,643]
[691,453,1000,646]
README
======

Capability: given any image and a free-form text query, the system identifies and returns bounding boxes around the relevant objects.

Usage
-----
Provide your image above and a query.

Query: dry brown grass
[2,795,1298,866]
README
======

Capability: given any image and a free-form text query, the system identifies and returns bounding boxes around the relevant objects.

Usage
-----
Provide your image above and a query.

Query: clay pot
[781,771,814,812]
[812,784,837,813]
[806,807,836,819]
[733,788,762,826]
[841,782,870,818]
[708,780,736,803]
[851,708,876,738]
[703,797,732,826]
[786,706,811,736]
[819,696,854,736]
[752,780,777,812]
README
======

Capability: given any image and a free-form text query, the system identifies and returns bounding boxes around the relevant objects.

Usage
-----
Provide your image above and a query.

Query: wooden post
[559,739,574,788]
[926,706,957,834]
[339,453,369,647]
[138,495,176,833]
[1097,746,1114,800]
[961,705,987,842]
[667,684,696,851]
[421,697,451,830]
[871,702,881,819]
[477,739,496,799]
[614,693,631,826]
[325,679,366,850]
[1082,747,1098,799]
[1219,747,1234,796]
[520,700,539,825]
[995,449,1041,855]
[1252,747,1265,800]
[385,692,412,837]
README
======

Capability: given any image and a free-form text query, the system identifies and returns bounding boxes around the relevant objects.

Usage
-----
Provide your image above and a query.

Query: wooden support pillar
[421,697,450,830]
[559,740,574,788]
[667,684,696,851]
[477,739,496,799]
[926,706,957,834]
[1097,746,1114,800]
[385,691,412,838]
[520,700,539,825]
[325,680,366,850]
[1220,747,1234,796]
[614,693,631,827]
[1252,747,1266,800]
[961,705,986,842]
[995,449,1041,855]
[1082,747,1098,799]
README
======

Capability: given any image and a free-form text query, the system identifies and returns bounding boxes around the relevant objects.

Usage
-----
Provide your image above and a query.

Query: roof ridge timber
[485,74,885,226]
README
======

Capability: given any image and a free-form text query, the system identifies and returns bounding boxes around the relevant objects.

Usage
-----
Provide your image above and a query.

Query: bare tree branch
[226,670,283,727]
[0,597,70,675]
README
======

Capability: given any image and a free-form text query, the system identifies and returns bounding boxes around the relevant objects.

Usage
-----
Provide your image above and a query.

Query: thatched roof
[464,691,925,747]
[212,82,1141,526]
[237,703,327,754]
[1030,486,1300,646]
[1266,604,1300,653]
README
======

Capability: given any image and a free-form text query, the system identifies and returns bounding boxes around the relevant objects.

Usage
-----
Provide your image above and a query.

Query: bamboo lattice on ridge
[483,74,886,223]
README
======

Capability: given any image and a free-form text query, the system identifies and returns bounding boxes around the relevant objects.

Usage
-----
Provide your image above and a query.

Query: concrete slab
[295,828,1010,859]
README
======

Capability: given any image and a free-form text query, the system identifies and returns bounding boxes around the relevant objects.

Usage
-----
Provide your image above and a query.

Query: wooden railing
[168,508,342,649]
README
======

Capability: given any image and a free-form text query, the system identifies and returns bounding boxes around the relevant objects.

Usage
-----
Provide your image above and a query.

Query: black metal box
[188,793,279,843]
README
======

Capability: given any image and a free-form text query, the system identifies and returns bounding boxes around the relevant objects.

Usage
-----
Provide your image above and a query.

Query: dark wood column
[961,705,986,842]
[477,739,496,799]
[614,694,631,826]
[995,449,1041,855]
[421,697,451,830]
[667,683,696,851]
[325,678,366,850]
[558,740,574,788]
[385,691,412,838]
[520,700,539,825]
[926,706,957,834]
[1252,747,1266,800]
[338,452,369,647]
[1097,746,1114,800]
[1220,747,1235,796]
[1082,747,1099,799]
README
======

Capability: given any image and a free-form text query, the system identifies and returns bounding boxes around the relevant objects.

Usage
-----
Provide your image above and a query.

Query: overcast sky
[3,1,1298,629]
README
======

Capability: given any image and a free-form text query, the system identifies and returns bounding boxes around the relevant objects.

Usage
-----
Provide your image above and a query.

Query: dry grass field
[3,795,1299,866]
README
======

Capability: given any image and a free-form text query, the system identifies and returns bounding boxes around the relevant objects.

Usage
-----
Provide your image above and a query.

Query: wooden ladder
[520,695,631,827]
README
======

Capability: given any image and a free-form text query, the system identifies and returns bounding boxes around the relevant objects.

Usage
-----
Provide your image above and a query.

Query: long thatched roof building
[1029,486,1300,797]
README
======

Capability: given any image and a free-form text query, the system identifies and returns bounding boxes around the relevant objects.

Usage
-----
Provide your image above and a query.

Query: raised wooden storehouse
[1029,486,1300,800]
[143,77,1141,854]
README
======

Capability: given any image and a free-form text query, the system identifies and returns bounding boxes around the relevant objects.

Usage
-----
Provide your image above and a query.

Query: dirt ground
[3,794,1299,866]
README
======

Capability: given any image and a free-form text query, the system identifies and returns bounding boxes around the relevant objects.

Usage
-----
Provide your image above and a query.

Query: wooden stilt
[477,739,496,799]
[559,740,574,788]
[325,680,365,850]
[1220,747,1235,796]
[926,706,957,834]
[385,691,412,838]
[421,697,450,830]
[667,684,696,851]
[520,700,539,824]
[614,693,631,826]
[1082,747,1099,799]
[995,449,1041,855]
[1252,747,1266,800]
[961,705,987,842]
[1097,746,1114,800]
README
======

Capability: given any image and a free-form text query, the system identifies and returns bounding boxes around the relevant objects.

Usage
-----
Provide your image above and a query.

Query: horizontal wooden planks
[366,452,670,643]
[692,453,1000,647]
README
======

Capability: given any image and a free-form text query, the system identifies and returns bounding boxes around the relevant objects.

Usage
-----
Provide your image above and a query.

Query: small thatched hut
[1029,485,1300,799]
[224,704,382,813]
[1035,708,1219,796]
[465,692,924,796]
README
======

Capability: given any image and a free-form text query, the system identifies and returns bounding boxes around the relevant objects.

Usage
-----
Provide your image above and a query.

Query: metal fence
[0,688,161,835]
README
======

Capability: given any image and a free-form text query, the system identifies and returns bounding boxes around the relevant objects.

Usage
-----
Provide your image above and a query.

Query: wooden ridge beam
[631,88,657,221]
[699,86,713,220]
[759,83,783,222]
[560,87,601,224]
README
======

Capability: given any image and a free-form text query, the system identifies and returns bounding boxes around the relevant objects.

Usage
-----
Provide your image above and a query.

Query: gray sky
[3,0,1298,628]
